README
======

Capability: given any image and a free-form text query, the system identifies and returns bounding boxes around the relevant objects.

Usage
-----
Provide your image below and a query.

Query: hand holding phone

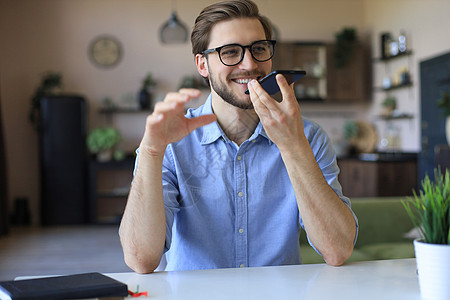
[244,70,306,95]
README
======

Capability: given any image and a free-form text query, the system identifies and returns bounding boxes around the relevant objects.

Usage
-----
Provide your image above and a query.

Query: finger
[248,79,278,111]
[164,92,190,104]
[186,114,217,132]
[248,82,272,120]
[276,75,297,106]
[153,102,177,114]
[178,88,202,98]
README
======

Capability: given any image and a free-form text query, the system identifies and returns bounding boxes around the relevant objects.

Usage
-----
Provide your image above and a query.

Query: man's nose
[239,48,258,69]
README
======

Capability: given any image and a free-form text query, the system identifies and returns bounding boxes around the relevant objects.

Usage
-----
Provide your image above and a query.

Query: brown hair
[191,0,272,55]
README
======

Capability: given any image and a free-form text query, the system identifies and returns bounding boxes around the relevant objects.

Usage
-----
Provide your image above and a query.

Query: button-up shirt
[135,95,358,271]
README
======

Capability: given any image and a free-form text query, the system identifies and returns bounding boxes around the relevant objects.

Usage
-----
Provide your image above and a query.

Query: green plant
[437,91,450,117]
[86,127,122,153]
[334,27,357,69]
[402,168,450,244]
[382,96,397,109]
[142,73,157,91]
[343,120,359,140]
[29,72,62,130]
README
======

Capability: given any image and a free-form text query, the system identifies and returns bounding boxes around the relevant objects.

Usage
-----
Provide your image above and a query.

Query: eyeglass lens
[219,41,274,66]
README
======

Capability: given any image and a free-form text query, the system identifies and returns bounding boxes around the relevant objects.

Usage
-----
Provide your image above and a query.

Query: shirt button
[237,155,242,161]
[238,192,243,197]
[240,264,245,268]
[239,228,244,234]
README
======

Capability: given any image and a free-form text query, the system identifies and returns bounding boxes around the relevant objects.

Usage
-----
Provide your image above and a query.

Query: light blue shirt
[135,95,358,271]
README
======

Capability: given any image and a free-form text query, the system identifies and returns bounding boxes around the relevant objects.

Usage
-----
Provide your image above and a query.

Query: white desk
[107,259,420,300]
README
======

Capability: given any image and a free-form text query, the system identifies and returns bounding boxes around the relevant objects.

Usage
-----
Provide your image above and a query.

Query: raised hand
[247,75,307,152]
[140,89,216,156]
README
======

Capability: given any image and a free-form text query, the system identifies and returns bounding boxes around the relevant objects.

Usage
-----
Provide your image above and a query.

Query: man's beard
[208,68,263,110]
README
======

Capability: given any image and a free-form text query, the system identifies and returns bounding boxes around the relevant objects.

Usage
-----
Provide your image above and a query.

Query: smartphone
[244,70,306,95]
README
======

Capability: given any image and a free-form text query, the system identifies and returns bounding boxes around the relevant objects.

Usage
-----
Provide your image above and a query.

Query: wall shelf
[377,113,414,121]
[375,81,413,92]
[373,50,413,62]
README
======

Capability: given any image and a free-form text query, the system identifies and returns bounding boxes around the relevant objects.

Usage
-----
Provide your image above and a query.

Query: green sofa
[299,197,417,264]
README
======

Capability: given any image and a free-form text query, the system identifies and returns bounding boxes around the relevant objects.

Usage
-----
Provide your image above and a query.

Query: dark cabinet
[272,42,370,103]
[88,157,134,224]
[326,43,371,103]
[40,95,88,225]
[338,156,417,198]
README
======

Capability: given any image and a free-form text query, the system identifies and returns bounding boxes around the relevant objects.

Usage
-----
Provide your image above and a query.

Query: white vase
[96,150,112,162]
[414,240,450,300]
[446,117,450,145]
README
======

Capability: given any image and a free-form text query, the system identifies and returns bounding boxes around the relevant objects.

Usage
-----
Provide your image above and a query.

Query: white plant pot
[446,117,450,145]
[96,150,112,162]
[414,240,450,300]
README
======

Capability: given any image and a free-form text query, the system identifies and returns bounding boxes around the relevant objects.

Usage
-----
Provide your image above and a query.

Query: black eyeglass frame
[201,39,277,67]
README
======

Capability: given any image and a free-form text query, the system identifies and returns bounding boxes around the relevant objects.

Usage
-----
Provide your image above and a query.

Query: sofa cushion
[358,242,415,260]
[351,197,415,247]
[298,197,416,264]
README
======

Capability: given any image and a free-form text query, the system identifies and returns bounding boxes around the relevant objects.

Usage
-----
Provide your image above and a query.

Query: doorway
[419,51,450,182]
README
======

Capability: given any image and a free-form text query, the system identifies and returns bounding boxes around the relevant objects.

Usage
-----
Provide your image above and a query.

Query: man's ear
[195,53,209,79]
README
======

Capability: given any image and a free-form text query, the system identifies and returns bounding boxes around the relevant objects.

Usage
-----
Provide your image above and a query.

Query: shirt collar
[199,94,273,145]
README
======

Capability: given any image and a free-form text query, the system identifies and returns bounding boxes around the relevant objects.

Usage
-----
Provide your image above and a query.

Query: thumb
[187,114,217,133]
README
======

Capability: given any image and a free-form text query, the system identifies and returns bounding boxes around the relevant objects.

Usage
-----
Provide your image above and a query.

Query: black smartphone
[244,70,306,95]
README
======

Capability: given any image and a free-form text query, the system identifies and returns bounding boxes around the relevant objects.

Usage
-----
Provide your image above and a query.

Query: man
[119,0,358,273]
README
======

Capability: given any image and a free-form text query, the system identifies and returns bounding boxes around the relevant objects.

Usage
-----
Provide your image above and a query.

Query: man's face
[202,18,272,109]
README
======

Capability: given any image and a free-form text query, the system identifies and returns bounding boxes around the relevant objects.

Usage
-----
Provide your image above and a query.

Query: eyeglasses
[202,40,276,67]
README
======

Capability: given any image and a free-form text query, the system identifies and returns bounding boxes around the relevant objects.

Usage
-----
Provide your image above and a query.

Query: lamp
[159,0,188,44]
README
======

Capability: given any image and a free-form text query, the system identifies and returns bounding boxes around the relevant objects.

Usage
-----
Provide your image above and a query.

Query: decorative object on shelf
[393,67,411,86]
[402,168,450,300]
[381,96,397,117]
[380,32,392,59]
[159,0,188,44]
[334,27,357,69]
[345,120,378,154]
[89,35,122,68]
[29,72,62,131]
[380,122,401,152]
[101,97,117,111]
[437,91,450,144]
[398,30,407,53]
[87,127,122,162]
[138,73,157,110]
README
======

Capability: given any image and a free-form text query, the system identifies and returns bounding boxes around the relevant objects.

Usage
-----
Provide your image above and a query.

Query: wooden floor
[0,225,132,281]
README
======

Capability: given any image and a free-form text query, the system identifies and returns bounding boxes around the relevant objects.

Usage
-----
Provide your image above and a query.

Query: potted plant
[138,73,157,110]
[402,168,450,300]
[381,96,397,117]
[29,72,62,131]
[437,91,450,144]
[86,127,122,162]
[334,27,357,69]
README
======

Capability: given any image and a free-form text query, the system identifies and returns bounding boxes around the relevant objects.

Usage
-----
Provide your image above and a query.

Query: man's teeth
[234,78,253,84]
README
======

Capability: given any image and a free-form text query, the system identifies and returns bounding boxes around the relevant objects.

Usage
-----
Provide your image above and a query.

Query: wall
[364,0,450,152]
[0,0,449,225]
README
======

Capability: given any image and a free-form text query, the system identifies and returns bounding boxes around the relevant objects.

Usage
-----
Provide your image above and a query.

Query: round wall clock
[89,35,123,68]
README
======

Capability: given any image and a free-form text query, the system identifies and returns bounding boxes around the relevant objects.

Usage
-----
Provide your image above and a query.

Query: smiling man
[119,0,358,273]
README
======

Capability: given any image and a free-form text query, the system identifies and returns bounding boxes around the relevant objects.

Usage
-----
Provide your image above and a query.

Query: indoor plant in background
[437,91,450,144]
[402,168,450,300]
[138,73,157,110]
[381,95,397,117]
[29,72,62,131]
[86,127,122,162]
[334,27,357,69]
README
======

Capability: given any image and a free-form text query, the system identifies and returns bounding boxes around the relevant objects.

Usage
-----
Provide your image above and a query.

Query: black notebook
[0,272,128,300]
